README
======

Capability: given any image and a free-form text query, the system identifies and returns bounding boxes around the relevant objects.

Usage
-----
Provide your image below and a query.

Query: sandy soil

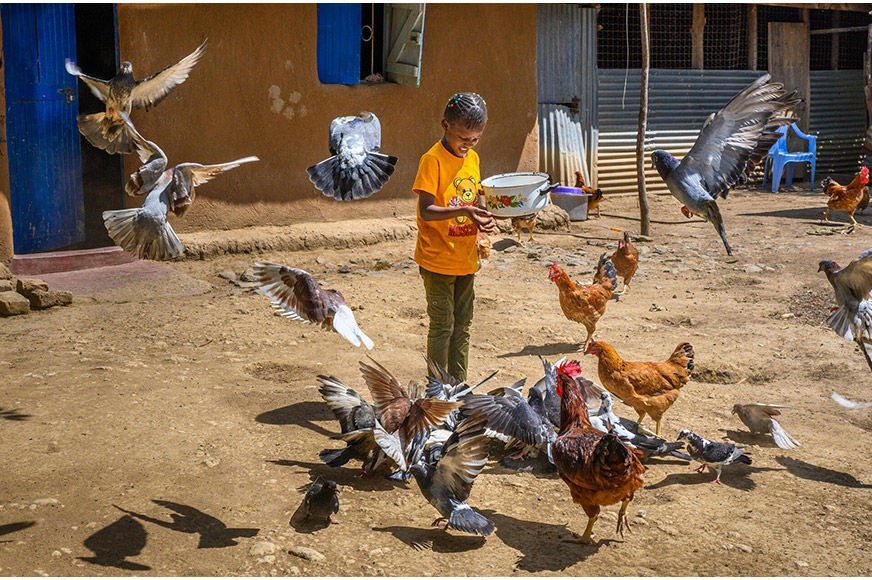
[2,188,872,577]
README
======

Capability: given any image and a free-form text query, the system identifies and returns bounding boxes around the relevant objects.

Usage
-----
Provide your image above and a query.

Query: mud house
[0,3,869,264]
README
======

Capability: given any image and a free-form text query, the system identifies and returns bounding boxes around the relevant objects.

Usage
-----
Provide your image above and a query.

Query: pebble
[288,546,325,561]
[249,541,276,557]
[31,498,59,506]
[796,561,809,568]
[217,271,237,281]
[736,543,752,553]
[239,269,259,282]
[338,265,351,273]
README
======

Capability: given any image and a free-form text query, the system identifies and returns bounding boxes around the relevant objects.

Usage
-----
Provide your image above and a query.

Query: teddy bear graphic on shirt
[448,176,479,237]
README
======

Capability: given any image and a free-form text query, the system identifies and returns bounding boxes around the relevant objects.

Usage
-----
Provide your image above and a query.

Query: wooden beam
[747,5,758,71]
[810,26,870,35]
[832,11,841,71]
[692,4,705,70]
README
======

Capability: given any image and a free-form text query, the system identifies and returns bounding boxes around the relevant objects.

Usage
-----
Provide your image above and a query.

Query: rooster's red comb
[555,359,582,377]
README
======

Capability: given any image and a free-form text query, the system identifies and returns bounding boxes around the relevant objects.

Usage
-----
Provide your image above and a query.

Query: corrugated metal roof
[810,70,866,177]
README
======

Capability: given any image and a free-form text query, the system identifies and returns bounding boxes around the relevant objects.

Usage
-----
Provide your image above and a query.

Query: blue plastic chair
[761,123,817,193]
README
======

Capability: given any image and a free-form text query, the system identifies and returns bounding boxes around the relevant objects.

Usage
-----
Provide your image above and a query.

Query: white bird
[831,392,872,410]
[253,262,374,349]
[102,113,258,260]
[731,403,801,449]
[307,111,398,201]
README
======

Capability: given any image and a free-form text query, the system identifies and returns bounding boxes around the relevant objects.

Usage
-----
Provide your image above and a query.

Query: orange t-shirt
[413,141,482,276]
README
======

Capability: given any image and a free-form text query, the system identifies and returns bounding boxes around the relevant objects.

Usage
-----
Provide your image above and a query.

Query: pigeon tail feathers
[102,208,184,260]
[448,503,495,536]
[307,152,398,201]
[768,418,801,449]
[77,113,136,155]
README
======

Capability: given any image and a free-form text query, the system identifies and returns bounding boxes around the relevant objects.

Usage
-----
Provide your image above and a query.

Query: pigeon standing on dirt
[677,429,751,484]
[307,111,399,201]
[818,247,872,371]
[731,403,801,449]
[291,477,340,526]
[66,38,207,154]
[409,413,495,536]
[253,262,374,349]
[651,74,802,256]
[102,113,258,260]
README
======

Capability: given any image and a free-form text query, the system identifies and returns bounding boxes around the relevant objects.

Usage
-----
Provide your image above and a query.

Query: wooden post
[747,5,757,71]
[692,4,705,70]
[831,11,841,71]
[638,3,650,237]
[863,23,872,157]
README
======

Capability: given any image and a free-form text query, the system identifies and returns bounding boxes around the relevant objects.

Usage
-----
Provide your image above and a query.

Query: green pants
[419,267,475,382]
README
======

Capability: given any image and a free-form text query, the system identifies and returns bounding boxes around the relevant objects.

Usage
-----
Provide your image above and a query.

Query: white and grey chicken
[307,111,398,201]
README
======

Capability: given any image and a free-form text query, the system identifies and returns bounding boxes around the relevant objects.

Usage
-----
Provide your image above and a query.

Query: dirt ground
[2,188,872,577]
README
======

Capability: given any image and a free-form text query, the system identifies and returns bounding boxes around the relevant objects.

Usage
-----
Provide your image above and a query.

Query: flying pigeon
[818,247,872,371]
[253,262,374,349]
[307,111,398,201]
[731,403,801,449]
[291,477,340,526]
[651,74,802,256]
[102,113,258,260]
[66,38,207,155]
[317,374,379,469]
[677,429,751,484]
[409,412,495,536]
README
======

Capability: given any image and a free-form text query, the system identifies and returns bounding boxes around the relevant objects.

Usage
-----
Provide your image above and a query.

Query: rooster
[821,166,870,226]
[585,340,694,437]
[610,232,639,296]
[552,360,645,544]
[548,255,618,347]
[574,171,604,218]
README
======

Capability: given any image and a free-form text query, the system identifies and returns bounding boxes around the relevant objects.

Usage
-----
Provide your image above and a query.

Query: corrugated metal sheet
[597,69,761,196]
[537,4,598,185]
[810,70,866,177]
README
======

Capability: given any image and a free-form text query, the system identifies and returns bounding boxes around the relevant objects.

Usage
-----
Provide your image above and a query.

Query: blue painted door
[317,3,361,84]
[2,3,84,253]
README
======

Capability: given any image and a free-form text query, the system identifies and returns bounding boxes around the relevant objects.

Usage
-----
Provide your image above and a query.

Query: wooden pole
[637,2,650,237]
[692,4,705,70]
[863,23,872,157]
[747,5,758,71]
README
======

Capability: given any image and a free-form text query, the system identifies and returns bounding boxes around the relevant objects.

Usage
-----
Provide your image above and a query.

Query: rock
[28,290,73,310]
[742,264,763,274]
[0,291,30,316]
[249,541,276,557]
[0,279,13,292]
[337,264,351,274]
[736,543,752,553]
[15,278,49,297]
[288,546,325,561]
[217,271,237,281]
[0,262,12,279]
[239,269,259,282]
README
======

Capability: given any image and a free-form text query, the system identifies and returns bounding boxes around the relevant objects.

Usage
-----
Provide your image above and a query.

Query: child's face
[441,119,485,158]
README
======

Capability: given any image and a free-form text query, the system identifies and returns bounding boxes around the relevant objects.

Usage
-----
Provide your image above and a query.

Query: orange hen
[610,232,639,295]
[585,340,694,436]
[821,166,869,226]
[552,360,645,544]
[549,255,618,346]
[574,171,604,218]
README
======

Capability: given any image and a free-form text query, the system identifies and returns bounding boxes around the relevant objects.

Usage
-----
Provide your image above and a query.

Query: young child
[413,92,497,382]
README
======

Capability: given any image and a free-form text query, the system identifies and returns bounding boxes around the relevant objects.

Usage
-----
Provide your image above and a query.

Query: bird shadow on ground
[372,525,486,553]
[78,515,151,571]
[112,500,258,549]
[739,206,869,226]
[774,456,872,488]
[0,407,32,421]
[646,463,778,492]
[255,401,334,437]
[481,509,609,571]
[0,521,35,542]
[498,342,581,359]
[720,429,783,448]
[269,459,400,492]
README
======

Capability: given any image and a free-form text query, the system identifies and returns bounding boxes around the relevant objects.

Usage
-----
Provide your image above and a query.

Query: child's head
[441,92,487,158]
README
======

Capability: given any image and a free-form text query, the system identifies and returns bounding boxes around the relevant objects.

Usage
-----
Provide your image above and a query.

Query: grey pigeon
[589,391,691,461]
[677,429,751,484]
[307,112,398,201]
[651,74,801,256]
[732,403,801,449]
[291,477,339,526]
[818,247,872,371]
[253,262,374,349]
[409,413,495,536]
[102,113,258,260]
[317,375,378,469]
[66,38,206,154]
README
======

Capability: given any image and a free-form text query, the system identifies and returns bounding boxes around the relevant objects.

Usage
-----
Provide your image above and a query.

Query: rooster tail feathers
[448,504,495,536]
[594,253,618,291]
[102,208,184,261]
[77,112,136,155]
[669,342,695,372]
[307,152,398,201]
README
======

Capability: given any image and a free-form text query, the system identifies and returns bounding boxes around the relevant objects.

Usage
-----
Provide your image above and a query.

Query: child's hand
[467,206,497,234]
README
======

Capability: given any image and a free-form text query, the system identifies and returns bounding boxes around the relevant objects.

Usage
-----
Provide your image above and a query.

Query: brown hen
[552,360,645,544]
[610,232,639,295]
[549,255,618,346]
[574,171,604,218]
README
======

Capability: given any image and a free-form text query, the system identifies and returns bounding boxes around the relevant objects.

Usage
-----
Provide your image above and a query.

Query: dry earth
[2,188,872,577]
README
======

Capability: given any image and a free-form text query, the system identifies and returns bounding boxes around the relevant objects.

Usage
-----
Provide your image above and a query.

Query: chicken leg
[616,498,633,539]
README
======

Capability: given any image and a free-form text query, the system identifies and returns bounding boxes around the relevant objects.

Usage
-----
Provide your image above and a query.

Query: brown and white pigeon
[66,38,207,154]
[253,262,374,349]
[307,111,398,201]
[102,113,257,260]
[731,403,801,449]
[818,247,872,371]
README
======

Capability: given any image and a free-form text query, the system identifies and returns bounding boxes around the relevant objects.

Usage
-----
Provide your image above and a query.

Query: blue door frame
[2,3,85,254]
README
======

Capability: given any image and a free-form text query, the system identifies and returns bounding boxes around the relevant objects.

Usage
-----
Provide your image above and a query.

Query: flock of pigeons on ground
[65,41,872,539]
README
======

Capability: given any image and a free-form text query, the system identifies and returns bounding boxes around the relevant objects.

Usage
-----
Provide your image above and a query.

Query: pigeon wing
[129,38,207,110]
[431,414,489,503]
[331,303,374,349]
[65,59,110,102]
[836,248,872,303]
[359,358,412,433]
[254,262,333,328]
[169,157,258,216]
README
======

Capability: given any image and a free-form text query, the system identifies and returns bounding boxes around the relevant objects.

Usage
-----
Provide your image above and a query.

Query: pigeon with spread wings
[102,113,258,260]
[307,112,398,201]
[66,38,207,155]
[818,247,872,371]
[651,74,801,255]
[253,262,374,349]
